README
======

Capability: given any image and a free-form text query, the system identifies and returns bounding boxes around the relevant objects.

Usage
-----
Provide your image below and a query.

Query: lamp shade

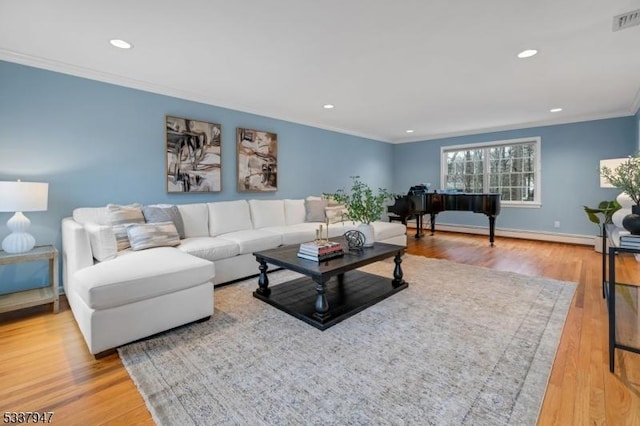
[0,181,49,212]
[599,158,628,188]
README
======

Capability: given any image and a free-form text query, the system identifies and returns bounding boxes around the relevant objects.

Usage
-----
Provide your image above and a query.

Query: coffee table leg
[256,258,271,296]
[313,278,330,321]
[393,252,406,288]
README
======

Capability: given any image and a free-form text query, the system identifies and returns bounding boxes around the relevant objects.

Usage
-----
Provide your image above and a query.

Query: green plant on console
[583,200,621,233]
[324,176,392,224]
[600,152,640,205]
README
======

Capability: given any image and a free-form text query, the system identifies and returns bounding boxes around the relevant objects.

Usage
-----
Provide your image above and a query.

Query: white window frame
[440,137,542,208]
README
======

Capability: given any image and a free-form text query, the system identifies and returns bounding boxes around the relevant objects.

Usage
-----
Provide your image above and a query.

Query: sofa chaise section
[62,217,214,356]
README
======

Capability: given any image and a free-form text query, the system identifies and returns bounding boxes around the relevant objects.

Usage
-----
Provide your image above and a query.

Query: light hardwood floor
[1,231,639,425]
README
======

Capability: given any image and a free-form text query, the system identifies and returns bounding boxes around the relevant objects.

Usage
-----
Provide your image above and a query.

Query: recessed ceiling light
[323,104,334,109]
[550,108,563,112]
[517,49,538,58]
[405,130,414,133]
[110,39,132,49]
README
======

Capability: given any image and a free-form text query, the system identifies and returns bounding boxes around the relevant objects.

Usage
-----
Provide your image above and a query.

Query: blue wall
[1,59,638,294]
[0,60,393,293]
[393,118,637,236]
[636,106,640,149]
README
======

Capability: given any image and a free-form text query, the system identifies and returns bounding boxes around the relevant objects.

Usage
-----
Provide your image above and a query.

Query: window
[441,137,541,207]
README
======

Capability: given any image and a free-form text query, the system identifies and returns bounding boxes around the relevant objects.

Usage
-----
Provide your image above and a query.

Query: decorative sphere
[344,230,365,250]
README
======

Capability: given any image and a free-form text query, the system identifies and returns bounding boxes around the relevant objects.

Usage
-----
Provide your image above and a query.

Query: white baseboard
[406,223,595,246]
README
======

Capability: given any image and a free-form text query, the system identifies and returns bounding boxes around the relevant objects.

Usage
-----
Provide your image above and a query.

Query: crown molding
[0,50,391,144]
[391,111,636,144]
[1,50,636,146]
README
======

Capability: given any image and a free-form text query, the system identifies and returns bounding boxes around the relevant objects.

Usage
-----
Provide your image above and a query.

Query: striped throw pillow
[126,221,181,251]
[142,205,185,239]
[106,203,145,251]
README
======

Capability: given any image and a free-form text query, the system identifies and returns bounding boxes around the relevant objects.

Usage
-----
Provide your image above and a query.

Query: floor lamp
[0,180,49,254]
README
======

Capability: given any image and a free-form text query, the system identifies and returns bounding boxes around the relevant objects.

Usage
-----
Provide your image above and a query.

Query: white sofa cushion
[177,203,209,238]
[248,199,286,229]
[73,207,109,225]
[126,221,181,251]
[284,199,306,225]
[208,200,253,236]
[324,221,358,238]
[262,222,357,245]
[217,229,282,254]
[372,221,407,241]
[84,223,117,261]
[262,225,316,246]
[178,237,240,261]
[73,247,214,310]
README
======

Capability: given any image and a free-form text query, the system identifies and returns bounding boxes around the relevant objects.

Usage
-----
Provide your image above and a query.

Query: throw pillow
[126,221,181,251]
[322,194,343,207]
[325,205,349,224]
[84,222,118,261]
[106,203,145,251]
[142,205,185,239]
[305,199,328,222]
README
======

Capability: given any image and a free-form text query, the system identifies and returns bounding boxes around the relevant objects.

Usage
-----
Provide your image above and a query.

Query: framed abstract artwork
[236,128,278,192]
[166,115,221,193]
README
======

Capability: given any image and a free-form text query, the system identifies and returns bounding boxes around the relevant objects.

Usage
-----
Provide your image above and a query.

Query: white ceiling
[1,0,639,143]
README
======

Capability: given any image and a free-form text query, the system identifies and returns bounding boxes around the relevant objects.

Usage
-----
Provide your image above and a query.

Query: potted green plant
[583,200,621,252]
[601,152,640,234]
[324,176,392,247]
[583,200,621,228]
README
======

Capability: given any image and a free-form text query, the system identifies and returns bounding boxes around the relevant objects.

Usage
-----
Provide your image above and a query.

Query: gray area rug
[118,254,575,426]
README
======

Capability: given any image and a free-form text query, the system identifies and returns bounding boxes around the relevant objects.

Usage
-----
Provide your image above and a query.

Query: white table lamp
[0,180,49,253]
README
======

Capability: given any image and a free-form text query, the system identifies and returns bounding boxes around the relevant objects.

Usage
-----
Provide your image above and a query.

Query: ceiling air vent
[612,9,640,31]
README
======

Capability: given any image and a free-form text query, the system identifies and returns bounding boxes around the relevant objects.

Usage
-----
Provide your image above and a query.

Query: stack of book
[297,241,344,262]
[619,234,640,249]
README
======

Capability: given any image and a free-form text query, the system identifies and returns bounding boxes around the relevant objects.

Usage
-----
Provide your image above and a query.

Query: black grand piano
[388,185,501,246]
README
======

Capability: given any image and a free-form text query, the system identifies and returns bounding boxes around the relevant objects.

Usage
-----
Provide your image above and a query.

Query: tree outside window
[442,138,540,206]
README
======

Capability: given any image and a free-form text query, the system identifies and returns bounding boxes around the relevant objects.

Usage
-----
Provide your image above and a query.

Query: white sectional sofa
[62,198,407,355]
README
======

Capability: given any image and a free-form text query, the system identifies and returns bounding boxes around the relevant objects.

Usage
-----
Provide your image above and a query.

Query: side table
[0,245,59,314]
[603,224,640,372]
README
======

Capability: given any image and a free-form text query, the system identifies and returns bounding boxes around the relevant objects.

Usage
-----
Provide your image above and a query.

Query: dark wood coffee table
[253,241,407,330]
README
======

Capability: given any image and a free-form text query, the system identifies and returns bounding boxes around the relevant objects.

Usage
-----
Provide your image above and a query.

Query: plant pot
[357,223,375,247]
[622,205,640,235]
